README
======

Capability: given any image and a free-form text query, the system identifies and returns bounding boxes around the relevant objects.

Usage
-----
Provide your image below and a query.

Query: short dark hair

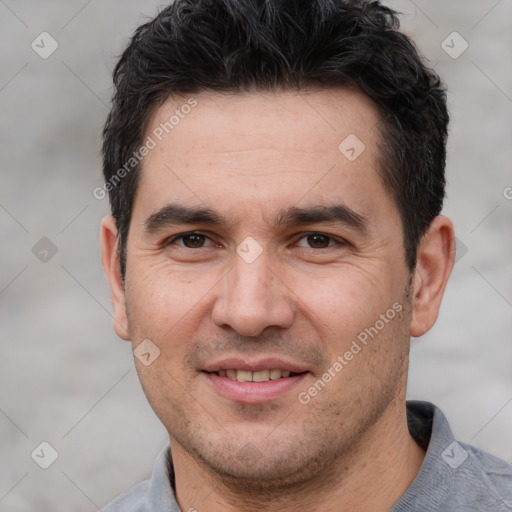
[102,0,449,279]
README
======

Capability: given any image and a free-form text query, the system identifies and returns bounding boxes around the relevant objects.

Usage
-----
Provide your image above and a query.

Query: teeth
[270,369,283,380]
[217,369,295,382]
[252,370,269,382]
[236,370,252,382]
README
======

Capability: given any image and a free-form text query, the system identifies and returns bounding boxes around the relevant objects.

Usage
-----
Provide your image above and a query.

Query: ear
[409,216,456,338]
[100,215,130,340]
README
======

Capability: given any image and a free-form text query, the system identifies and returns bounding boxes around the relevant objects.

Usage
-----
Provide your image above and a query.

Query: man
[99,0,512,510]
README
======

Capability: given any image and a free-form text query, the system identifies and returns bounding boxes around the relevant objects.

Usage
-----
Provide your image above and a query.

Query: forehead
[145,87,380,160]
[134,88,396,229]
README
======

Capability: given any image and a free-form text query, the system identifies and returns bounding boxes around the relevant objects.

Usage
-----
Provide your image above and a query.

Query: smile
[211,369,299,382]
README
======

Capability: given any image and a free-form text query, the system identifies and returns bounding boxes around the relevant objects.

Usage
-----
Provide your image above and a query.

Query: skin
[101,88,456,512]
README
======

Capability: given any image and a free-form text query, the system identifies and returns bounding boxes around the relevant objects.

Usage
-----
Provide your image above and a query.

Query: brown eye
[294,232,347,251]
[305,234,332,248]
[167,232,215,249]
[181,233,207,248]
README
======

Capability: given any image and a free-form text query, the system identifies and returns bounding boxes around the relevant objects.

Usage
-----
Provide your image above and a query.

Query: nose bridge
[234,253,272,300]
[211,248,294,336]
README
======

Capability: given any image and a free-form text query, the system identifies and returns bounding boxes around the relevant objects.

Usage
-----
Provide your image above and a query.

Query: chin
[184,432,341,493]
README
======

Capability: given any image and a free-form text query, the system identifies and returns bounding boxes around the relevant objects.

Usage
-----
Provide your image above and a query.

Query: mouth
[204,369,304,382]
[200,358,310,403]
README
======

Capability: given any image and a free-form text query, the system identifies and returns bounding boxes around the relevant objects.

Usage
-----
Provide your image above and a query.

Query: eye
[165,231,345,251]
[295,233,343,249]
[167,232,216,249]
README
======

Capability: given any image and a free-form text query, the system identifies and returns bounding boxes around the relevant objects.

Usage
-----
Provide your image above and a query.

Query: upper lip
[202,357,310,373]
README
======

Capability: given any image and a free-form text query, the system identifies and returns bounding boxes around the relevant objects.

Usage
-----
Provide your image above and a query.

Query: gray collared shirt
[101,401,512,511]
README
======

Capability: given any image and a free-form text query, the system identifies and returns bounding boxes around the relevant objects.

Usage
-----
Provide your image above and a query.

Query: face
[106,88,418,486]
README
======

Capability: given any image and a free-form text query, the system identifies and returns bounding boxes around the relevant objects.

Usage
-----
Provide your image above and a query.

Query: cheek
[289,264,398,349]
[125,258,220,342]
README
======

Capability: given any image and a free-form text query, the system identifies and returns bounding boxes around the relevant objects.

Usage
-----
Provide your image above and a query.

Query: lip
[202,371,309,404]
[202,357,309,374]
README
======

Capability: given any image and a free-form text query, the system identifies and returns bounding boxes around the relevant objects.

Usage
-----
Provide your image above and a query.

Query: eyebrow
[144,202,369,235]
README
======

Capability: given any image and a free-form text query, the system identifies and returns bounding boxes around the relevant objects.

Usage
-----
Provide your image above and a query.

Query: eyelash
[165,231,346,250]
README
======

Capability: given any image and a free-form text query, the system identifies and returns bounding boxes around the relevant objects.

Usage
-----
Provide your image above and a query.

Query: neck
[170,399,425,512]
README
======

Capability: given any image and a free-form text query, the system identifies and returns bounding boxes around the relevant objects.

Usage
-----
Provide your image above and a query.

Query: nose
[211,252,295,337]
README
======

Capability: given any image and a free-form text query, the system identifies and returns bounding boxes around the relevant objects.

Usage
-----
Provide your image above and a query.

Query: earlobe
[100,215,131,340]
[409,216,456,338]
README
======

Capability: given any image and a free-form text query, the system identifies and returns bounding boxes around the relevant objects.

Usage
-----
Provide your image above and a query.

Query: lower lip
[202,371,309,404]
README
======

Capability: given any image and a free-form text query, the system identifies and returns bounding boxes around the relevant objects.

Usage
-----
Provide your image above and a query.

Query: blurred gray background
[0,0,511,510]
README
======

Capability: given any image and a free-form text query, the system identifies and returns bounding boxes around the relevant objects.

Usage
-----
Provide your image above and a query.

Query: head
[102,0,449,280]
[101,0,455,495]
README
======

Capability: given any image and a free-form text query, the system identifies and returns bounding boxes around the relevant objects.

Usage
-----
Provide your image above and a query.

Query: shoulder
[397,401,512,511]
[457,441,512,510]
[100,444,178,512]
[101,480,151,512]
